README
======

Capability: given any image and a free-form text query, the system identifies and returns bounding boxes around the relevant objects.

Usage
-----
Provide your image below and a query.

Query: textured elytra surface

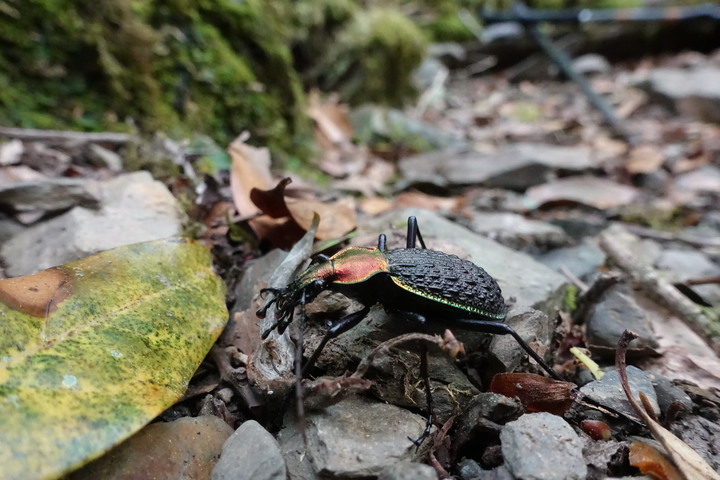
[385,248,506,318]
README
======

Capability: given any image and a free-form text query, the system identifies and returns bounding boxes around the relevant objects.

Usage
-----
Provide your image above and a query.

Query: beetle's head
[256,261,335,338]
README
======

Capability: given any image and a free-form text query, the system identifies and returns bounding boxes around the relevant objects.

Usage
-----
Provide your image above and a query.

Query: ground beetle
[257,216,637,443]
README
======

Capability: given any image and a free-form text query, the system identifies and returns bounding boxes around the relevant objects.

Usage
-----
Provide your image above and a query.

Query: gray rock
[640,67,720,122]
[525,176,640,210]
[397,143,595,191]
[277,396,427,479]
[454,392,523,449]
[650,373,693,414]
[212,420,287,480]
[674,165,720,194]
[1,171,183,276]
[473,464,515,480]
[86,143,123,171]
[458,457,484,480]
[536,240,606,280]
[579,366,660,418]
[582,437,630,480]
[655,248,720,304]
[486,309,555,381]
[500,412,587,480]
[572,53,611,75]
[300,303,479,425]
[69,416,233,480]
[468,212,570,250]
[586,287,660,358]
[671,415,720,472]
[377,461,437,480]
[351,106,467,154]
[0,177,100,213]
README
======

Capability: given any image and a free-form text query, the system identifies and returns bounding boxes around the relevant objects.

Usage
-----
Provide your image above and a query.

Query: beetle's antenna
[408,345,434,447]
[377,234,387,251]
[406,216,427,249]
[296,290,308,447]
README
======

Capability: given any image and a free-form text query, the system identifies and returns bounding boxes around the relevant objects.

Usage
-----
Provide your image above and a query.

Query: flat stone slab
[398,143,595,191]
[1,171,183,276]
[278,396,427,479]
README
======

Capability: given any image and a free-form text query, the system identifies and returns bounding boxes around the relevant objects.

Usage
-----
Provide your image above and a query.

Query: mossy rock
[301,7,429,108]
[0,1,432,162]
[0,0,309,159]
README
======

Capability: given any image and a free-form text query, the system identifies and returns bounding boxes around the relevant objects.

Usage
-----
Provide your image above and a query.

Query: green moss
[563,284,578,312]
[0,1,438,165]
[0,0,309,160]
[318,7,427,107]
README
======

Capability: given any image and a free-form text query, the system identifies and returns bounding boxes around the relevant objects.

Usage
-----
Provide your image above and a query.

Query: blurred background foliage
[0,0,639,162]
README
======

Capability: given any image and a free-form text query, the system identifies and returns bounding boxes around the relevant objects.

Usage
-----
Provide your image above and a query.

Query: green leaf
[0,238,228,480]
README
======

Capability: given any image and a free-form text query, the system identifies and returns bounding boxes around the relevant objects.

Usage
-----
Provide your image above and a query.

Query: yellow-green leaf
[0,238,228,480]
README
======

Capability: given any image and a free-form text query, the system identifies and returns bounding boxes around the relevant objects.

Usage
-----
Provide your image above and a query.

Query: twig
[616,330,720,480]
[600,225,720,355]
[559,265,589,293]
[686,275,720,286]
[349,332,448,380]
[572,271,622,323]
[0,127,136,144]
[618,222,720,249]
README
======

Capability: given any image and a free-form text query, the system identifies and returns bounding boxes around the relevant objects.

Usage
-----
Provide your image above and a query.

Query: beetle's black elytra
[385,248,506,320]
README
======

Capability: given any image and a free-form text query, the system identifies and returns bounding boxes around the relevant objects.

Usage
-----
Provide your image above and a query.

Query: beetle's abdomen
[385,248,506,320]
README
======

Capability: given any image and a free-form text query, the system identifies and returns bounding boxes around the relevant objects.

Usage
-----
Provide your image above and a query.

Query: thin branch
[0,127,135,144]
[600,225,720,355]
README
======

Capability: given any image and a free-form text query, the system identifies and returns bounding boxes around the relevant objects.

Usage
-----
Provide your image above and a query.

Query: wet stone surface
[500,412,587,480]
[485,309,555,383]
[586,287,660,359]
[277,395,428,479]
[579,366,660,419]
[212,420,287,480]
[376,461,437,480]
[68,416,233,480]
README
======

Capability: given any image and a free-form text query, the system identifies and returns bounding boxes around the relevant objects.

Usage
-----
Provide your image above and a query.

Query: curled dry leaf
[308,90,361,178]
[228,133,274,217]
[626,144,665,174]
[248,177,357,247]
[629,441,683,480]
[285,196,356,241]
[488,373,575,416]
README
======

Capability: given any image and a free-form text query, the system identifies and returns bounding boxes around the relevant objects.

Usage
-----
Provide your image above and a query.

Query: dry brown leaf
[488,373,575,416]
[359,196,393,215]
[626,145,665,174]
[629,441,684,480]
[672,151,711,174]
[393,191,462,212]
[285,196,356,241]
[228,133,274,217]
[308,90,363,178]
[332,156,395,197]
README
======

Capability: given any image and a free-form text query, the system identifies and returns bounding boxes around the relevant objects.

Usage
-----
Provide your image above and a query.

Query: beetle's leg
[409,345,434,447]
[406,216,427,249]
[451,319,563,381]
[377,234,387,251]
[302,305,371,376]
